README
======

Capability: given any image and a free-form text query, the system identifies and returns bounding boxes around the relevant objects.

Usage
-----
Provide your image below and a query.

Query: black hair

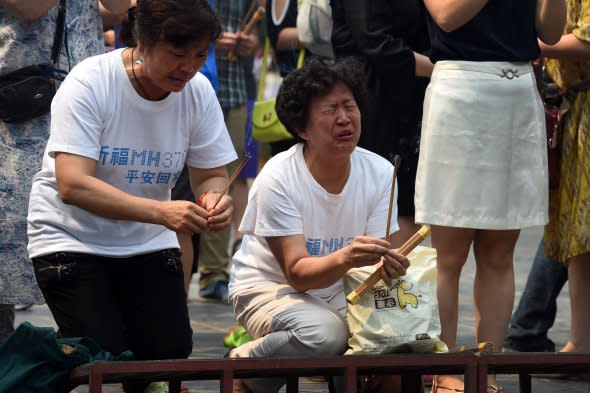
[119,0,222,48]
[275,56,368,141]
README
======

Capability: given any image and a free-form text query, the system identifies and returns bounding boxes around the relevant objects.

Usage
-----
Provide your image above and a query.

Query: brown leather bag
[544,98,569,189]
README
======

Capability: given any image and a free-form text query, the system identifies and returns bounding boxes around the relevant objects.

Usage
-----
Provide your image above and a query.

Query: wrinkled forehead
[312,82,356,107]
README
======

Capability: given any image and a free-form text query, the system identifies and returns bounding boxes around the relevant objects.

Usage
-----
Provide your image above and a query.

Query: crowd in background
[0,0,589,392]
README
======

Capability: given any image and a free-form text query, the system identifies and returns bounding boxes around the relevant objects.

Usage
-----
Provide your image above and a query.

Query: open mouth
[170,76,190,86]
[336,130,354,139]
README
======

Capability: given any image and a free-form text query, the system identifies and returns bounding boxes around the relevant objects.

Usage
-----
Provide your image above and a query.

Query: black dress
[331,0,430,216]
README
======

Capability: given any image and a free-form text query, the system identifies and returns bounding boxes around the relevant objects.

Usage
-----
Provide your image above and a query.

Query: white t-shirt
[27,49,237,258]
[229,143,399,302]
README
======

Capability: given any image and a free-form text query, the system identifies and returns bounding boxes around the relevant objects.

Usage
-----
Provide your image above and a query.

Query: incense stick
[240,1,258,32]
[385,156,400,240]
[228,7,265,61]
[211,155,251,210]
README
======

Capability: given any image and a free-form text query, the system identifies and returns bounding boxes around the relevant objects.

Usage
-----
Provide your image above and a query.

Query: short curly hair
[275,56,368,141]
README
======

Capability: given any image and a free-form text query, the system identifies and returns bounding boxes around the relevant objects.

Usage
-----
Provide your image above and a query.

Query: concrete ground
[14,226,589,392]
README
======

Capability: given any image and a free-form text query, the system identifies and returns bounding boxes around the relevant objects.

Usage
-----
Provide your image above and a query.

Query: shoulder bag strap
[257,37,271,101]
[50,0,67,66]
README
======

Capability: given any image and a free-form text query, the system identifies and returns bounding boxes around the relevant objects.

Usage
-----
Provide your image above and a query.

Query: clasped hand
[344,236,410,281]
[216,32,258,57]
[161,193,233,234]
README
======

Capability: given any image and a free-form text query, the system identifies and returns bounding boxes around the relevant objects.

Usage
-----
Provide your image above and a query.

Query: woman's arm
[339,0,432,76]
[266,234,409,292]
[539,33,590,60]
[99,1,130,26]
[99,0,131,15]
[423,0,488,32]
[55,153,210,235]
[536,0,567,44]
[0,0,57,20]
[276,27,303,51]
[415,53,434,78]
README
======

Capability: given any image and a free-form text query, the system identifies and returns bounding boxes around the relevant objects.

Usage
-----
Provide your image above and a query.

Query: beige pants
[230,284,348,393]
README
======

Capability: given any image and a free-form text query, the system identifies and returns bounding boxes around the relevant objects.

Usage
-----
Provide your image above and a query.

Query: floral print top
[0,1,105,304]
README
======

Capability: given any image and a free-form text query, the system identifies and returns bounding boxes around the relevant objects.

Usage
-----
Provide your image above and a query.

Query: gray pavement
[13,226,588,392]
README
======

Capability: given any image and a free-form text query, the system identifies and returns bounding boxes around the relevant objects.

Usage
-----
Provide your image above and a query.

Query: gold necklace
[131,47,150,100]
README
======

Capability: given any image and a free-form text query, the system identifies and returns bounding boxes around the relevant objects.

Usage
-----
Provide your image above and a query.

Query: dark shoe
[199,280,228,303]
[503,338,555,353]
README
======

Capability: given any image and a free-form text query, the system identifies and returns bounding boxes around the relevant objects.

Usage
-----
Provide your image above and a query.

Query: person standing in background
[0,0,130,344]
[263,0,301,156]
[415,0,565,391]
[330,0,433,247]
[542,0,590,355]
[27,1,235,392]
[198,0,259,302]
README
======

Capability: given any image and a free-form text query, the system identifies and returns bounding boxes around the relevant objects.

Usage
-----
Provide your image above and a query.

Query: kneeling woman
[228,57,410,393]
[27,1,235,392]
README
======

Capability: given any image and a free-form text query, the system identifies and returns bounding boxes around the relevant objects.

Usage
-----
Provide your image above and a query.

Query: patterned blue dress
[0,1,105,304]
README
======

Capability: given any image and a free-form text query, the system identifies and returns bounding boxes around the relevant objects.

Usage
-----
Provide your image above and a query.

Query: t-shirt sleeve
[47,68,105,160]
[239,170,304,237]
[185,77,238,169]
[365,169,399,238]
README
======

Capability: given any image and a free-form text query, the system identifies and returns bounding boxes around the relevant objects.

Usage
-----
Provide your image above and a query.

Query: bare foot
[432,375,464,392]
[559,341,590,352]
[560,341,575,352]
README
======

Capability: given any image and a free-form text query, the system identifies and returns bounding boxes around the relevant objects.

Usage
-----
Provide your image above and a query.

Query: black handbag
[0,0,67,124]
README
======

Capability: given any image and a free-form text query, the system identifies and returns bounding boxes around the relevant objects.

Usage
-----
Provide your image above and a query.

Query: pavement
[13,226,589,393]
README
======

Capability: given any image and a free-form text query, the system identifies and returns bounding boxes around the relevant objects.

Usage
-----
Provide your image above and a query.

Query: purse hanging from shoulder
[0,0,68,124]
[538,59,590,190]
[251,38,304,143]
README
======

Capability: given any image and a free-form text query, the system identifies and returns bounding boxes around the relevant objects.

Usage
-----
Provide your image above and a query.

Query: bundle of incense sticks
[228,6,265,62]
[346,225,431,305]
[211,155,251,210]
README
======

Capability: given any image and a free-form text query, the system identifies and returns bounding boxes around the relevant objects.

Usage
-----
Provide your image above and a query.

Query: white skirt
[414,61,549,229]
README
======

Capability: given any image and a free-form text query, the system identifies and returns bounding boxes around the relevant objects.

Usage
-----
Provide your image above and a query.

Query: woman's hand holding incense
[200,192,234,232]
[379,249,410,281]
[159,200,210,235]
[341,236,393,269]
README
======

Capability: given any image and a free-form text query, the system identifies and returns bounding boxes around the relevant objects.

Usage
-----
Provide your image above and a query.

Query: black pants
[33,249,193,393]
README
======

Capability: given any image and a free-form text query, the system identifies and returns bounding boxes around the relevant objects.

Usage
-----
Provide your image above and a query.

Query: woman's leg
[391,216,421,248]
[431,225,475,390]
[32,253,129,354]
[231,285,349,393]
[431,226,475,350]
[561,252,590,352]
[472,229,520,386]
[117,249,193,360]
[177,232,195,294]
[117,249,193,393]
